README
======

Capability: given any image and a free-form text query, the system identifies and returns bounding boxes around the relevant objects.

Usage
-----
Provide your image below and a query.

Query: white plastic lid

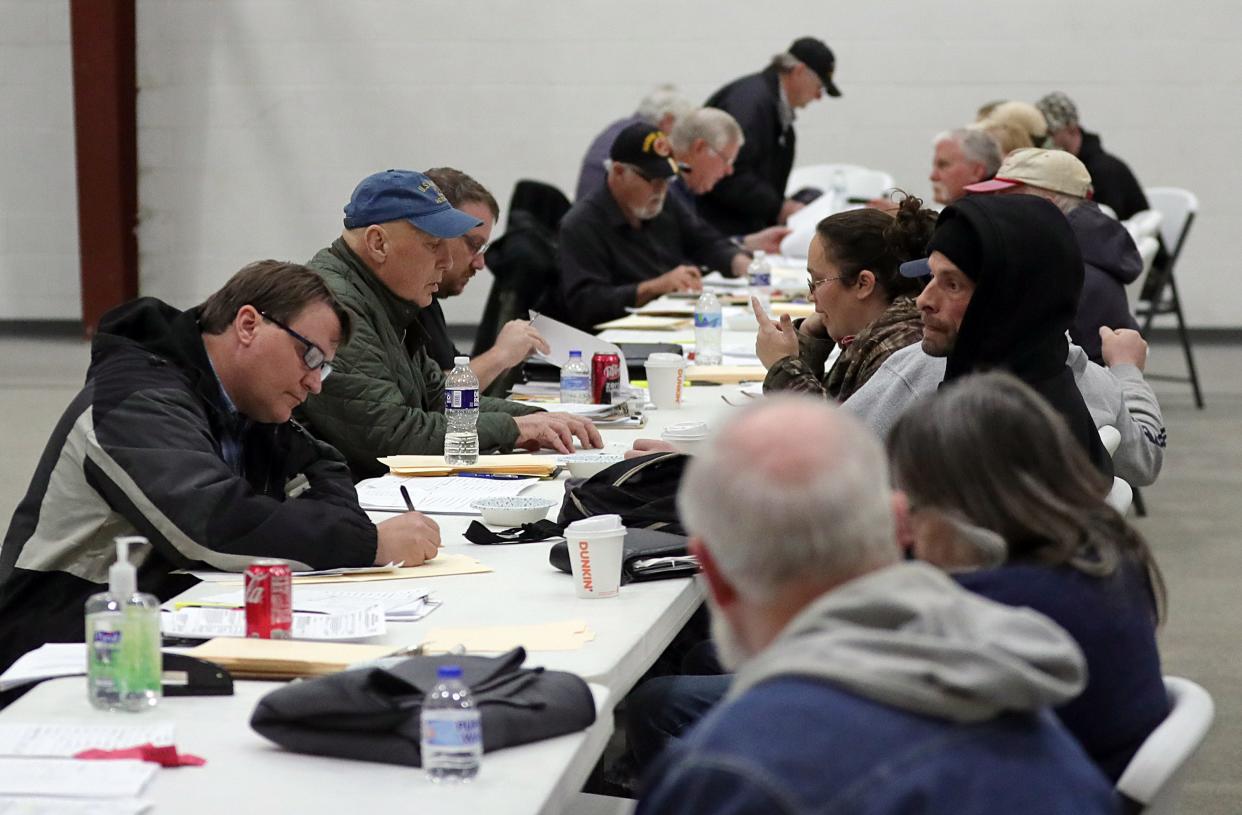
[645,353,685,368]
[566,514,624,535]
[454,355,470,365]
[662,420,710,439]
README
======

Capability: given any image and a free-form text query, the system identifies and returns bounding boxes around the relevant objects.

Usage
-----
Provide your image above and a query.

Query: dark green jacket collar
[327,237,422,333]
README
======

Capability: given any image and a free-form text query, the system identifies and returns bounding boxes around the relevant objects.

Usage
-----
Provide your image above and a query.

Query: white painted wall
[11,1,1238,326]
[0,0,79,319]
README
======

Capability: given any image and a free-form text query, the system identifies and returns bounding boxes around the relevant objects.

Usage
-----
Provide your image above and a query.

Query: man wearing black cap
[299,169,602,477]
[699,37,841,236]
[558,123,751,331]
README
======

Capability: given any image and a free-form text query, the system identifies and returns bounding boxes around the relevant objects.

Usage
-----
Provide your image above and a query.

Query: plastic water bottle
[444,356,479,465]
[560,350,592,404]
[748,251,772,315]
[830,168,848,207]
[421,665,482,782]
[694,291,723,365]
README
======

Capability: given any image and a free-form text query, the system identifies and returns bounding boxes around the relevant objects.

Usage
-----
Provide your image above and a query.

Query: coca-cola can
[591,353,622,404]
[245,559,292,639]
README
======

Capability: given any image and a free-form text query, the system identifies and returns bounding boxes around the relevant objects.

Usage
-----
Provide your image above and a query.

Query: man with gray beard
[634,396,1120,814]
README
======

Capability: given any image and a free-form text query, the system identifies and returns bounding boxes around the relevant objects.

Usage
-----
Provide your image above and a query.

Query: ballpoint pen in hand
[400,484,415,512]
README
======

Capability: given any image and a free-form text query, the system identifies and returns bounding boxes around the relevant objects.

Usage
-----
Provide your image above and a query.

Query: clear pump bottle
[85,536,162,711]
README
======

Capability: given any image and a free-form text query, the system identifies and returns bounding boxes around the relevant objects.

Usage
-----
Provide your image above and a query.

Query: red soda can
[591,353,622,404]
[245,559,292,639]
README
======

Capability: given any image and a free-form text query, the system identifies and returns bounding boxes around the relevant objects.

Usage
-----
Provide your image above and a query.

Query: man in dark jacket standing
[700,37,840,236]
[1037,92,1150,221]
[0,260,443,673]
[964,147,1141,363]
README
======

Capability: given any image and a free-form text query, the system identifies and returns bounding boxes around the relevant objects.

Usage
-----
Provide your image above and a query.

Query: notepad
[355,473,537,513]
[379,453,557,478]
[186,638,397,680]
[0,758,157,798]
[685,365,769,384]
[419,620,595,653]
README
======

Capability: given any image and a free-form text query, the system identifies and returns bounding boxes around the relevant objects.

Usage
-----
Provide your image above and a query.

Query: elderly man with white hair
[929,127,1002,205]
[634,396,1119,814]
[666,108,789,254]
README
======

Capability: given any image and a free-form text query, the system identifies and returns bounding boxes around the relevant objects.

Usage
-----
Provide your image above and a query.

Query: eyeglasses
[260,311,333,381]
[706,144,736,169]
[807,275,844,296]
[464,236,491,259]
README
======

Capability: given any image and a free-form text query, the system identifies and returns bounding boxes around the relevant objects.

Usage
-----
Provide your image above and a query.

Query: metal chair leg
[1132,487,1147,518]
[1167,273,1205,409]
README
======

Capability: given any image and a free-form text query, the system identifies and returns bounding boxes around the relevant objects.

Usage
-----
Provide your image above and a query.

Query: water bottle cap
[438,665,463,679]
[454,356,469,366]
[569,350,581,358]
[753,250,767,260]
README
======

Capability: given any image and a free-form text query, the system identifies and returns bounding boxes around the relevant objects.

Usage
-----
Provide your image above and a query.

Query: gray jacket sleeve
[1072,356,1165,487]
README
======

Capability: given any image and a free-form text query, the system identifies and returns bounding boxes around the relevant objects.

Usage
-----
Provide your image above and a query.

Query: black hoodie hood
[936,194,1083,383]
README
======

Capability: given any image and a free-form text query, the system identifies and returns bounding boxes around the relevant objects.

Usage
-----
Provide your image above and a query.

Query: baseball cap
[610,123,680,180]
[789,37,841,97]
[343,169,482,237]
[980,101,1048,145]
[1036,91,1080,133]
[963,148,1092,197]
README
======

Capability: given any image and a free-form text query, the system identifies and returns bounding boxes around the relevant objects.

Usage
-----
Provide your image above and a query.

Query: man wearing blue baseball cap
[299,169,602,478]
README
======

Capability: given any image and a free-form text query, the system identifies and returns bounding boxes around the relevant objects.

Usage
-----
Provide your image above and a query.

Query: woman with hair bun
[757,193,937,401]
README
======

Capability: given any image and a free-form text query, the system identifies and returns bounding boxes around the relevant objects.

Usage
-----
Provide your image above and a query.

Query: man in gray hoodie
[637,396,1119,814]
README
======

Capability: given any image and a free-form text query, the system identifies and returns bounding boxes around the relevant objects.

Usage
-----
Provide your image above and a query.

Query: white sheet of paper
[528,311,630,386]
[186,588,438,622]
[700,271,748,289]
[161,604,386,640]
[0,644,85,692]
[0,797,152,815]
[0,723,175,757]
[0,758,157,798]
[354,474,538,514]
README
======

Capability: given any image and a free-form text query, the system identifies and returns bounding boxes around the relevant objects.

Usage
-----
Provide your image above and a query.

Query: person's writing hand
[375,512,441,566]
[656,265,703,295]
[752,296,799,368]
[742,226,793,254]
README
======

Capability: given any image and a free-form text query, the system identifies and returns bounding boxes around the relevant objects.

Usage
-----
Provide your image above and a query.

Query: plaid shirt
[763,297,923,402]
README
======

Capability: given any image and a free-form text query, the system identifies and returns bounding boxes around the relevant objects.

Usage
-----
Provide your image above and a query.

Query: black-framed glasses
[807,275,844,296]
[260,311,333,381]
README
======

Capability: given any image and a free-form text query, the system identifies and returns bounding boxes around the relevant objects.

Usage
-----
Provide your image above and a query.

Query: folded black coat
[249,648,595,767]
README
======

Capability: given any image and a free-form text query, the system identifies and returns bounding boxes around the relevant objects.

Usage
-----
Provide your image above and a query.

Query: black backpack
[557,451,688,535]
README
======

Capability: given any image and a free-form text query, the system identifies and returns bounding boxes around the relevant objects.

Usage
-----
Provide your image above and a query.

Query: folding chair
[1116,676,1215,813]
[1137,188,1204,408]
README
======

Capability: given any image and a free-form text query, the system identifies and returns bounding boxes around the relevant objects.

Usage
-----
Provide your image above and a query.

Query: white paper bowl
[558,453,625,479]
[470,496,557,526]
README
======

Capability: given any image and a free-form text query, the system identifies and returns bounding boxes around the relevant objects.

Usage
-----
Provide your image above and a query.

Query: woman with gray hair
[887,371,1168,782]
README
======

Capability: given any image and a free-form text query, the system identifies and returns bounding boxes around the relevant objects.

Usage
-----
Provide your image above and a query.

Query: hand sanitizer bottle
[86,536,162,711]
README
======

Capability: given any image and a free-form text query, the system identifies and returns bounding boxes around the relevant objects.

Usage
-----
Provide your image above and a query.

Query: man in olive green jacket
[300,169,601,478]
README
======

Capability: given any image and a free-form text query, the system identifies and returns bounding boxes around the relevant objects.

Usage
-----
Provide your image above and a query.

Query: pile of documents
[420,619,595,654]
[379,453,557,478]
[0,723,171,813]
[186,638,397,680]
[356,473,538,513]
[161,587,443,641]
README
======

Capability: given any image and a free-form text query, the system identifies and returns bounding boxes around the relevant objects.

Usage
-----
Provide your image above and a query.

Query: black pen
[400,484,415,512]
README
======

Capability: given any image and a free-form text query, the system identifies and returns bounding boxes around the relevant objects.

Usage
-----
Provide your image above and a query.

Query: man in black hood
[902,195,1112,474]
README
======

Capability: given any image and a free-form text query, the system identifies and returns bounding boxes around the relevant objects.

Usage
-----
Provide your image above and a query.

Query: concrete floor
[0,333,1237,810]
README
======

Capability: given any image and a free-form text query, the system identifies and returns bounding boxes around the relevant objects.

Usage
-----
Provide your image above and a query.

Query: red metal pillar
[69,0,138,337]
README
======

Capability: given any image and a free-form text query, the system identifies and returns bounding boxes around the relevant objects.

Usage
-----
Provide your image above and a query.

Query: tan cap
[981,101,1048,142]
[963,147,1093,197]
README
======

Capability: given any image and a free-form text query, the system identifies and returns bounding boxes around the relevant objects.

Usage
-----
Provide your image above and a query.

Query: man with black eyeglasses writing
[417,168,551,389]
[0,260,443,678]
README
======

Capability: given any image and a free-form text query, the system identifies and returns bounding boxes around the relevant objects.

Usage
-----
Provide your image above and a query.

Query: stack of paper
[593,314,691,331]
[161,602,386,640]
[181,587,439,623]
[0,643,85,692]
[0,758,157,804]
[420,619,595,654]
[379,454,557,477]
[685,365,769,384]
[356,473,537,513]
[0,723,175,757]
[186,638,397,680]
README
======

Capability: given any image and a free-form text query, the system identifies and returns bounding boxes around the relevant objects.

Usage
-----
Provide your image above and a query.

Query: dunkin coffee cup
[644,353,686,409]
[661,420,710,456]
[565,514,626,599]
